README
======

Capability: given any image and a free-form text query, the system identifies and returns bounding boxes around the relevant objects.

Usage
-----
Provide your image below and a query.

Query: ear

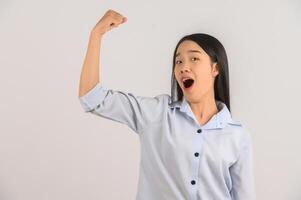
[212,62,219,77]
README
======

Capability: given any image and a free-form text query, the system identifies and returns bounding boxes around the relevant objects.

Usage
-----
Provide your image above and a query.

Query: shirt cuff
[78,83,107,112]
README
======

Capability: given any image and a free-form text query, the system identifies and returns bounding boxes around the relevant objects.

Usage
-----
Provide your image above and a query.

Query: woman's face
[174,40,219,102]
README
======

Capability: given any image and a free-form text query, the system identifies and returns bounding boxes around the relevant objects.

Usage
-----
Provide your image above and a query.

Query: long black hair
[170,33,231,112]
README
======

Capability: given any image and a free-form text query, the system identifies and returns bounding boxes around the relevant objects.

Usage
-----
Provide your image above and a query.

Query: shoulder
[135,93,170,107]
[134,93,170,115]
[225,119,253,146]
[153,93,170,101]
[144,93,173,108]
[227,118,243,127]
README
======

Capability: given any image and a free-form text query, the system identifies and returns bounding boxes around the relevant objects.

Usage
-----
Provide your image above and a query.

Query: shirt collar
[168,97,241,129]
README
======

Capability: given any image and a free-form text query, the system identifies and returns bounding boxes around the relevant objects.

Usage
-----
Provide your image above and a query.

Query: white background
[0,0,300,199]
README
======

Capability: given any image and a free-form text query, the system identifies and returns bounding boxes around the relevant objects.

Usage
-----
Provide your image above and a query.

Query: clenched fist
[91,9,127,36]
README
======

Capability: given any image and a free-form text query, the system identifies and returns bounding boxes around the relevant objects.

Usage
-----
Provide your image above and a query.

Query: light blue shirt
[78,83,256,200]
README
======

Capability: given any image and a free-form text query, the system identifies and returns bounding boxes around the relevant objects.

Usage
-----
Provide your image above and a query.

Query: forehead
[176,40,204,57]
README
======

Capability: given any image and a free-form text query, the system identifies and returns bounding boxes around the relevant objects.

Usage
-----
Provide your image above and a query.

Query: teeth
[182,77,192,82]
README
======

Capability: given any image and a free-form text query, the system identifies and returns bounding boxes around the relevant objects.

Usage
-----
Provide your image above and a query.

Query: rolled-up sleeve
[78,83,166,134]
[229,129,256,200]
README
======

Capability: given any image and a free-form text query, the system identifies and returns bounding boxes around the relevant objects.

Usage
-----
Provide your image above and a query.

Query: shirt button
[197,129,202,134]
[191,180,196,185]
[194,152,199,157]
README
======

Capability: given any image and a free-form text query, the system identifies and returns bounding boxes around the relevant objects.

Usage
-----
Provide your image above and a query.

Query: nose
[180,67,191,73]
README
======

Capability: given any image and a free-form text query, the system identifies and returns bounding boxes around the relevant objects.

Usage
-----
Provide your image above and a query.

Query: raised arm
[77,10,167,134]
[78,9,127,97]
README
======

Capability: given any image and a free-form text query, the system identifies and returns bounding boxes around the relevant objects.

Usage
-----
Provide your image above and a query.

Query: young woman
[78,9,256,200]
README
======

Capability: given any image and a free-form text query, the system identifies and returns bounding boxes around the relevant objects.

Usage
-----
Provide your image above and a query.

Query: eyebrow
[176,50,202,57]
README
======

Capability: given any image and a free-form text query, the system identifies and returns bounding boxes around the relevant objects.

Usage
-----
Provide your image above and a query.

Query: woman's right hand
[91,9,127,37]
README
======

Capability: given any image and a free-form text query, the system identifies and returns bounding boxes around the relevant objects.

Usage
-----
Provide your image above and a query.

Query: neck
[186,90,219,126]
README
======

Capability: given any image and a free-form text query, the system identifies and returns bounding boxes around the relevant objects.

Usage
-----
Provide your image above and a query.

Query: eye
[175,60,182,65]
[175,57,199,65]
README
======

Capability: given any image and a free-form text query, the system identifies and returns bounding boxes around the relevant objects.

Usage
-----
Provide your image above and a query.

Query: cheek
[196,69,214,87]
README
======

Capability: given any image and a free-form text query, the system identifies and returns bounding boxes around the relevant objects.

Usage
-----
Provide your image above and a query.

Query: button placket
[190,129,201,189]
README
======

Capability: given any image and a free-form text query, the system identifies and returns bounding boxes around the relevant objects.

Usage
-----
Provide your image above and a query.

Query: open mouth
[183,78,194,89]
